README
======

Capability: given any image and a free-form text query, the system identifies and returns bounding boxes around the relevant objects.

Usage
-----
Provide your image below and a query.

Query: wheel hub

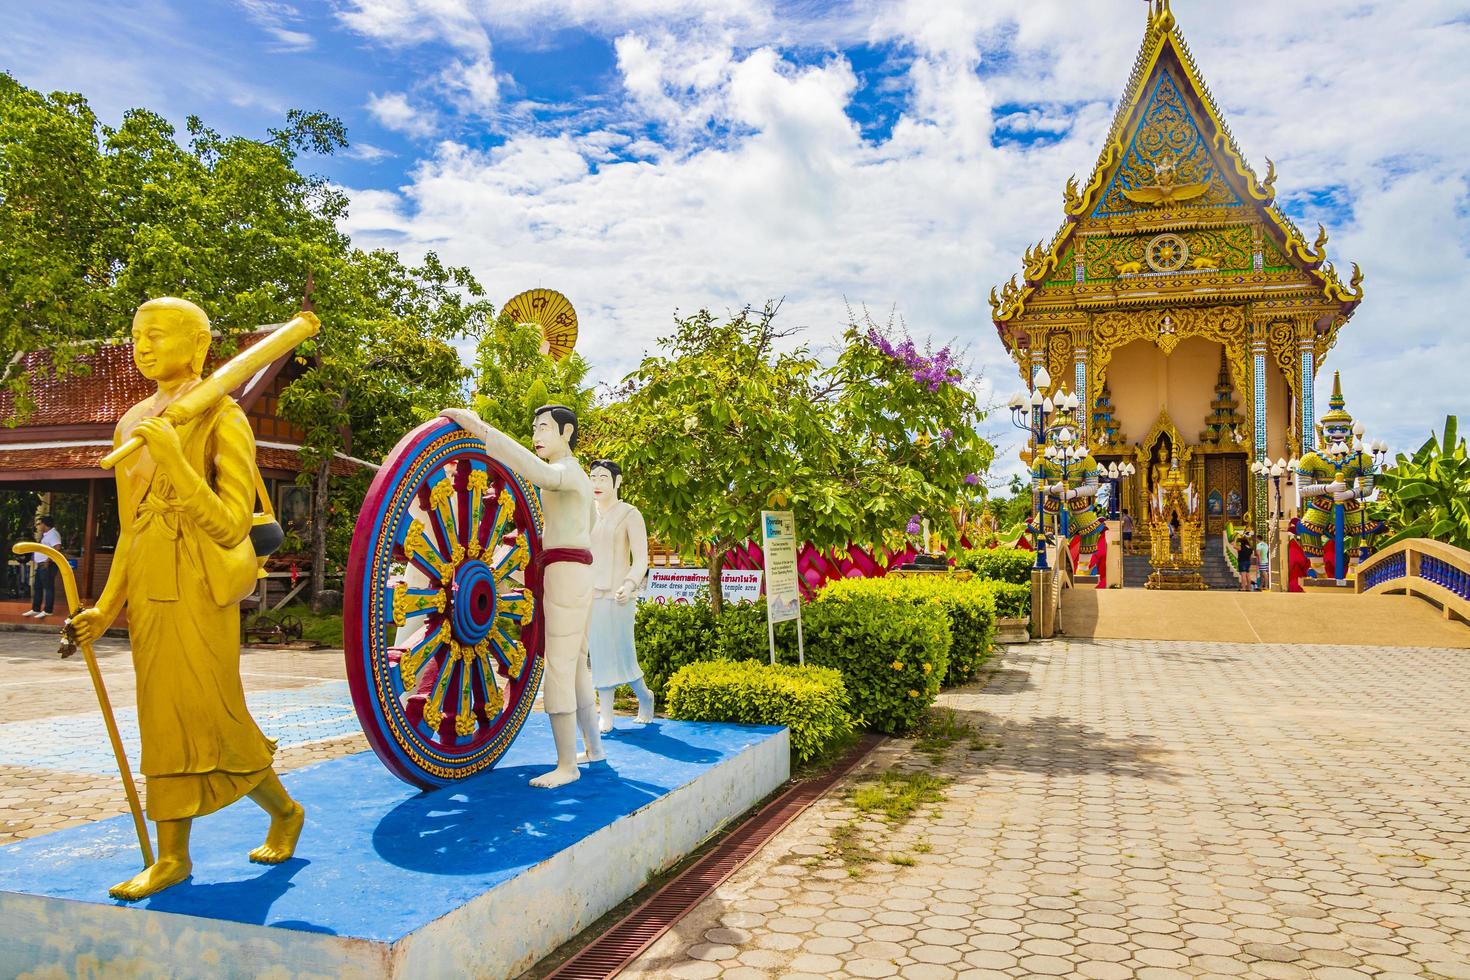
[450,559,497,645]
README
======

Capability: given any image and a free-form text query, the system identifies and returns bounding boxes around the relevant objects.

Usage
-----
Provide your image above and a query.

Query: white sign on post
[760,510,806,665]
[643,568,763,605]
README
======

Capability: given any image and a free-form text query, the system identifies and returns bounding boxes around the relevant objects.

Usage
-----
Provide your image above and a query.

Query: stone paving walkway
[0,630,365,844]
[622,639,1470,980]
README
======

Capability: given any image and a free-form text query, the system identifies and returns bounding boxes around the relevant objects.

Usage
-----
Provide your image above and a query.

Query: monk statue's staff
[99,311,321,471]
[12,542,153,868]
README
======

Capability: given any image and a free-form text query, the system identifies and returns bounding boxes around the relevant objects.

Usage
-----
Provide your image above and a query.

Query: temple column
[1297,318,1317,453]
[1030,342,1047,388]
[1251,320,1271,537]
[1070,325,1089,413]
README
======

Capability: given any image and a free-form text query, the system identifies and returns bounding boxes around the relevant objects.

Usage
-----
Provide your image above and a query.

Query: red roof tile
[1,332,273,428]
[0,444,110,473]
[0,442,363,482]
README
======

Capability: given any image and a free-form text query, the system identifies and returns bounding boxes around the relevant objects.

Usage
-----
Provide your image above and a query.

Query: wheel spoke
[495,533,530,581]
[397,621,450,691]
[402,517,453,582]
[496,589,532,624]
[466,468,489,557]
[389,580,446,626]
[455,644,478,736]
[482,489,517,551]
[488,623,528,680]
[421,643,459,732]
[427,475,464,566]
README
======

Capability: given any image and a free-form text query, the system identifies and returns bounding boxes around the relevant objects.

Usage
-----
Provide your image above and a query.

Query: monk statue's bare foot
[633,713,653,725]
[249,801,305,864]
[576,747,606,764]
[529,765,580,788]
[109,857,191,901]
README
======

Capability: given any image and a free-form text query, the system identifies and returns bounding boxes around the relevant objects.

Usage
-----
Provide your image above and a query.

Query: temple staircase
[1120,546,1238,589]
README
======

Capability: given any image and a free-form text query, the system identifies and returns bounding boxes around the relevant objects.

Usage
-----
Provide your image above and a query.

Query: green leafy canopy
[599,302,994,609]
[1370,416,1470,550]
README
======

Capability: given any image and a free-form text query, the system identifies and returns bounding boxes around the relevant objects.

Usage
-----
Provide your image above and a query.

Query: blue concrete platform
[0,716,790,978]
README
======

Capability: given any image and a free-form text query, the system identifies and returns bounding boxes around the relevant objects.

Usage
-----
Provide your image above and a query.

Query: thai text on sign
[644,568,763,605]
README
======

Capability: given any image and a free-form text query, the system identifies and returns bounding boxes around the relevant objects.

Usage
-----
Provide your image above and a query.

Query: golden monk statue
[72,297,305,900]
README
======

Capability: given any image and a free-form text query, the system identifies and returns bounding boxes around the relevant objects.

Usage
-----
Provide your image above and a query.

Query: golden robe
[114,393,275,821]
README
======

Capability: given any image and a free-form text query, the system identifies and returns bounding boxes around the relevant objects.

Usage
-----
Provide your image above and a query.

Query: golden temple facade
[992,0,1363,545]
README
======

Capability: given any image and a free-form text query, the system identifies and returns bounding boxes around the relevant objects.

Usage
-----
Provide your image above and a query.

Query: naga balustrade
[1354,538,1470,625]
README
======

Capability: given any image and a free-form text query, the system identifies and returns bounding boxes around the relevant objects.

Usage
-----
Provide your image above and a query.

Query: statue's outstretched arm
[442,409,564,490]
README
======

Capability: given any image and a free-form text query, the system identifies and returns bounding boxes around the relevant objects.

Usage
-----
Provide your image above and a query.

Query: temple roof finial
[1149,0,1175,31]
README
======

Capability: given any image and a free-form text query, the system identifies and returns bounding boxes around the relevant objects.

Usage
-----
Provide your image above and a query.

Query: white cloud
[345,142,395,162]
[235,0,315,52]
[366,91,440,138]
[335,0,1470,468]
[438,56,501,116]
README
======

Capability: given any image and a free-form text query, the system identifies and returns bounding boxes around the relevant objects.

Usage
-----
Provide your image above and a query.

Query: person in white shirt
[25,515,63,619]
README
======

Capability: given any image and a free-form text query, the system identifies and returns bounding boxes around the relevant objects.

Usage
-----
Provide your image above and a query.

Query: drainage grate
[544,734,881,979]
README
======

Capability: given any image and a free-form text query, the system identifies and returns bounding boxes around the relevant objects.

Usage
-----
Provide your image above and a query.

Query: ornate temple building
[991,0,1363,548]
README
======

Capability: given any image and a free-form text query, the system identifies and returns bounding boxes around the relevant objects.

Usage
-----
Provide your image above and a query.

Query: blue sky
[6,0,1470,477]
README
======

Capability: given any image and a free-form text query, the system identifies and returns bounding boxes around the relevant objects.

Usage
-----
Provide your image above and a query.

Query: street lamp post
[1252,456,1298,590]
[1008,367,1053,571]
[1105,460,1136,520]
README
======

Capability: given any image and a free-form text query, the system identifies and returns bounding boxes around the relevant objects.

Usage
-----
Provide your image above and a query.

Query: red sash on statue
[525,547,594,660]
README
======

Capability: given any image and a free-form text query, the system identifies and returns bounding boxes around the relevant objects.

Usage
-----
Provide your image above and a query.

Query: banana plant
[1370,416,1470,550]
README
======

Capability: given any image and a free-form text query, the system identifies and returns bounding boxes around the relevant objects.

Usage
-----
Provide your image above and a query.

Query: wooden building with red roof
[0,332,371,605]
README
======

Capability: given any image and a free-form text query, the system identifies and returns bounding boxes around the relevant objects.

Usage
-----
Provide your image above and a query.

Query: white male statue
[442,404,605,788]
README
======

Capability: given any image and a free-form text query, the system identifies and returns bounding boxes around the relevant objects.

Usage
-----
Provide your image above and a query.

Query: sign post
[760,510,805,666]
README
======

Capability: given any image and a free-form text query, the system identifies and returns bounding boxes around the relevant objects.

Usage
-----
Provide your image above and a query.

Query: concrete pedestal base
[0,715,789,978]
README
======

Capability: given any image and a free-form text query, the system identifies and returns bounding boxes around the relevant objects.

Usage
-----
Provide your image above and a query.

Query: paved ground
[0,630,364,844]
[622,639,1470,980]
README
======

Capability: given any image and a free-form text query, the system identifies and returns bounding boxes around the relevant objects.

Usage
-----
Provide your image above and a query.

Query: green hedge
[635,581,962,734]
[666,659,853,763]
[710,594,950,735]
[807,588,950,734]
[822,576,995,687]
[634,599,716,700]
[976,580,1031,620]
[954,546,1034,585]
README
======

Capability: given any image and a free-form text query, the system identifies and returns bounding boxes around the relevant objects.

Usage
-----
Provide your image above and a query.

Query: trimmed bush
[807,588,950,734]
[633,599,717,701]
[976,580,1031,620]
[823,576,995,687]
[713,599,769,663]
[955,546,1034,585]
[711,589,950,735]
[666,659,853,763]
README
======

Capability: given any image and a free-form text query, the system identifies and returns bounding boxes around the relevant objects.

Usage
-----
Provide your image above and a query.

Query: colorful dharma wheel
[344,417,544,788]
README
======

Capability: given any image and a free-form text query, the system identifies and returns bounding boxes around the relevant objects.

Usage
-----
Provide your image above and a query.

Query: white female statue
[587,460,655,731]
[442,404,604,788]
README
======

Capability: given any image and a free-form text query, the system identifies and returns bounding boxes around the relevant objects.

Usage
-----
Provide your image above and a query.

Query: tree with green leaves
[1370,416,1470,550]
[600,304,993,613]
[280,249,490,597]
[0,73,490,598]
[1,72,347,401]
[471,314,598,453]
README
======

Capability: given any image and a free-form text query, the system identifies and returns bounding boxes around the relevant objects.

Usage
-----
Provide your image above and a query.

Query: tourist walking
[1235,532,1255,592]
[23,515,62,619]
